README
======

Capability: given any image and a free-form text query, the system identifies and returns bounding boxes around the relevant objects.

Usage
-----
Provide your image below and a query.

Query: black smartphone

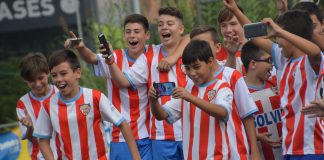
[243,22,267,39]
[153,82,176,96]
[98,33,112,59]
[68,38,82,47]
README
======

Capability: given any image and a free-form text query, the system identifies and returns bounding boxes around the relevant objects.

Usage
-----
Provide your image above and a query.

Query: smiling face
[157,14,184,47]
[25,72,50,98]
[124,22,150,55]
[220,16,245,44]
[252,53,274,81]
[50,61,81,100]
[184,58,214,85]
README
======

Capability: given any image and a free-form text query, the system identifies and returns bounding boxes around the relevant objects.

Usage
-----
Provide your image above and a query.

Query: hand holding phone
[68,38,82,48]
[243,22,268,39]
[153,82,176,96]
[98,33,113,59]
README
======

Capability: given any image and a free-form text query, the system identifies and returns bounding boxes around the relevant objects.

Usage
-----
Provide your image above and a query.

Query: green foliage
[0,57,29,125]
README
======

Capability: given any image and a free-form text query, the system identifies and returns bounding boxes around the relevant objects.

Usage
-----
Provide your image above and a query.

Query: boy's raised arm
[64,31,98,64]
[263,18,322,68]
[223,0,273,54]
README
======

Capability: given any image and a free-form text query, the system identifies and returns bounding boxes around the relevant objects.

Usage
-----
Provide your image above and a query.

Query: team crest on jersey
[80,103,91,116]
[207,89,217,101]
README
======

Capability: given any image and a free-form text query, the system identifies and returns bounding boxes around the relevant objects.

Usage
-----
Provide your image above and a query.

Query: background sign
[0,0,87,33]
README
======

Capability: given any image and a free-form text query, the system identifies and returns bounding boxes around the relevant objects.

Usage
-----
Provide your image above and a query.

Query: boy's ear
[145,31,150,40]
[249,60,257,70]
[215,43,222,54]
[74,68,81,79]
[178,23,185,35]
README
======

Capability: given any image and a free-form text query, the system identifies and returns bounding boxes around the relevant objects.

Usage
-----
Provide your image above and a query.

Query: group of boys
[16,0,324,159]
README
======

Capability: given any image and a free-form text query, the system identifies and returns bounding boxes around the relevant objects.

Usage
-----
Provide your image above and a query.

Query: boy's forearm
[76,46,99,64]
[174,35,190,59]
[25,127,36,142]
[119,121,141,160]
[39,139,54,160]
[225,54,237,70]
[243,116,260,158]
[150,100,169,120]
[187,95,227,120]
[278,29,321,59]
[108,63,131,88]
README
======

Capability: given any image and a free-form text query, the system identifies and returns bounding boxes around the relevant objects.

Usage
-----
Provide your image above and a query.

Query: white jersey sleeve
[162,98,182,124]
[98,92,125,126]
[123,53,149,88]
[234,77,258,119]
[33,106,53,139]
[271,43,286,71]
[212,85,233,122]
[92,54,112,78]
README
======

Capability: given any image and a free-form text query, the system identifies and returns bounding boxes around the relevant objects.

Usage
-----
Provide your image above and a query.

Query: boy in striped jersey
[149,40,233,159]
[65,14,153,160]
[241,41,283,160]
[190,26,260,160]
[16,52,58,160]
[223,0,324,159]
[104,7,187,160]
[33,49,140,160]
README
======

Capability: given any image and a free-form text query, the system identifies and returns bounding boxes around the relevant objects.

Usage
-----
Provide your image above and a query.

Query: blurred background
[0,0,323,159]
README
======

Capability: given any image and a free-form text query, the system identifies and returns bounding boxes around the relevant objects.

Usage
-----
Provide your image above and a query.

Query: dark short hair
[293,2,323,24]
[276,10,313,40]
[217,6,244,24]
[19,52,49,81]
[241,41,267,72]
[182,40,214,65]
[49,49,80,71]
[190,25,220,43]
[158,7,183,21]
[124,14,149,32]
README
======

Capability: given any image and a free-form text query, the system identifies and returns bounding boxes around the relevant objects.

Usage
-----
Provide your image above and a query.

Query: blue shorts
[110,138,152,160]
[151,140,184,160]
[283,154,324,160]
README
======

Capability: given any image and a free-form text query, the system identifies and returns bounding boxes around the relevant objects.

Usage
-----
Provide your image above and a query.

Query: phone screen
[153,82,175,96]
[98,33,112,58]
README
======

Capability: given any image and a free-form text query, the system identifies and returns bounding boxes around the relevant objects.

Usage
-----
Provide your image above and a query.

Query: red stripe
[157,48,175,140]
[29,95,41,119]
[214,116,223,160]
[56,135,62,160]
[112,50,123,142]
[145,46,155,138]
[92,90,108,160]
[58,100,73,159]
[30,141,39,160]
[75,94,89,159]
[282,61,298,153]
[187,86,198,160]
[224,123,231,160]
[17,100,25,109]
[314,119,324,154]
[292,58,307,154]
[175,58,187,87]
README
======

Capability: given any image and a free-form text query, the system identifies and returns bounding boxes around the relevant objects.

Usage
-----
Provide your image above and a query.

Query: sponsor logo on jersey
[254,108,282,128]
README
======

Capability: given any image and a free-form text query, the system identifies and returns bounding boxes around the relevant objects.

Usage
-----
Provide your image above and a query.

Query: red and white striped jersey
[248,79,283,160]
[33,87,125,160]
[214,66,258,159]
[92,48,150,142]
[162,79,233,160]
[272,43,324,155]
[16,85,57,160]
[124,44,187,141]
[216,47,246,75]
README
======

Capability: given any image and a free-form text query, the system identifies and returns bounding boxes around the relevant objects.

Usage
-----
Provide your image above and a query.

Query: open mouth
[162,33,171,38]
[56,83,67,90]
[128,40,139,46]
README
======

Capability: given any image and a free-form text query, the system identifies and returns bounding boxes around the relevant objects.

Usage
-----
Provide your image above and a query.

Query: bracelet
[106,57,115,65]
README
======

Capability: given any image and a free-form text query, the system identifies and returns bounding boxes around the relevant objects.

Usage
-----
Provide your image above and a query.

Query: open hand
[257,132,282,148]
[301,99,324,118]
